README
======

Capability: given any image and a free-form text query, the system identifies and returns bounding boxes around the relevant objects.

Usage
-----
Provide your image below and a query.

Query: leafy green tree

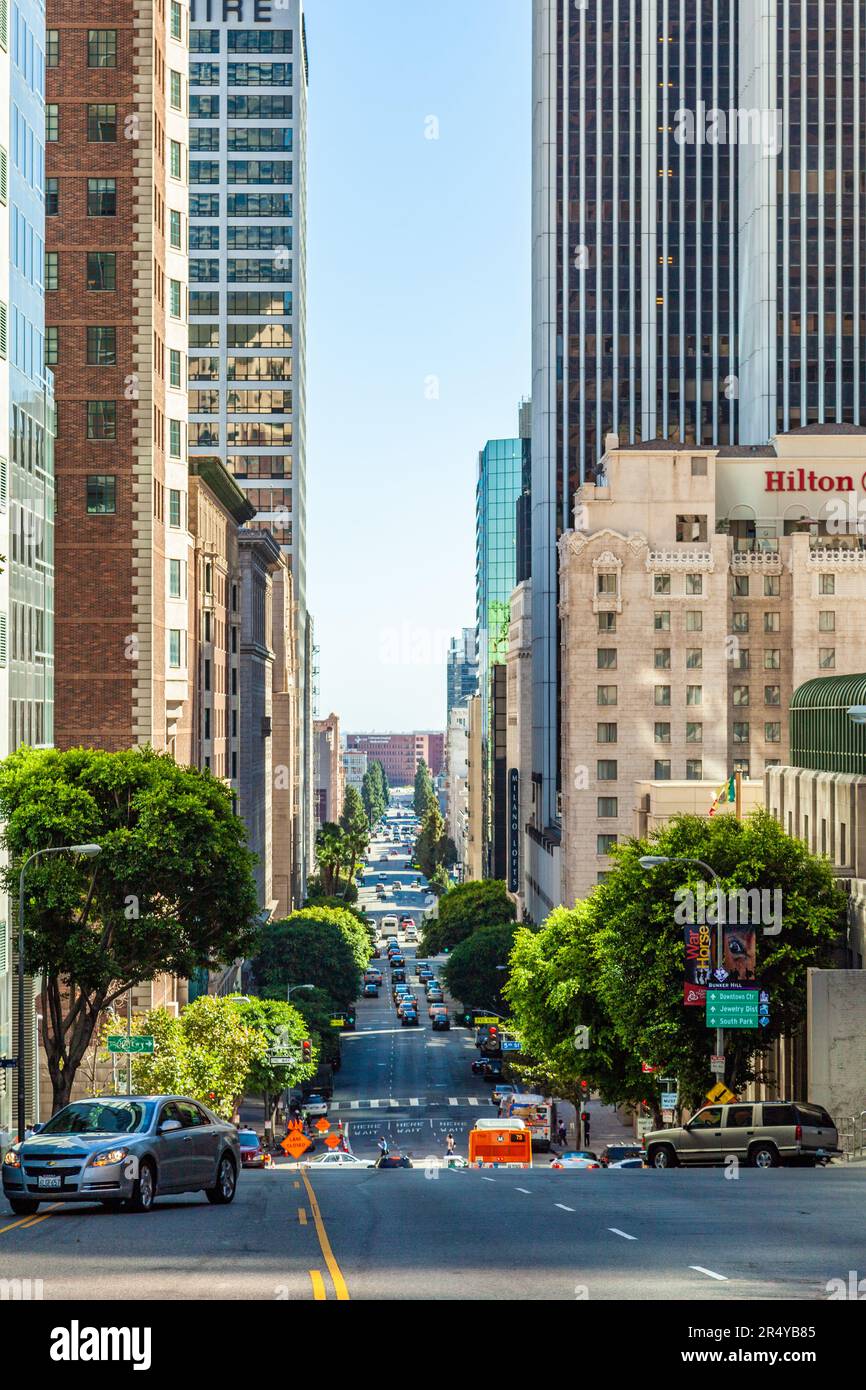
[428,864,452,898]
[375,760,391,806]
[443,922,519,1014]
[361,767,386,828]
[251,907,365,1008]
[234,997,317,1130]
[339,786,369,896]
[290,986,345,1067]
[125,996,266,1122]
[421,879,515,955]
[413,759,434,816]
[415,797,446,878]
[0,746,259,1113]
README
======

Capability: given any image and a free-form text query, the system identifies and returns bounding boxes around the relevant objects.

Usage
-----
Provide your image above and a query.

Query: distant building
[342,746,368,794]
[444,703,470,870]
[447,628,478,713]
[314,712,344,825]
[345,731,444,786]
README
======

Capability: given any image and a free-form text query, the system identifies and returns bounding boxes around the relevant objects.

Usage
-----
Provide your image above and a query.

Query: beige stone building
[465,694,484,881]
[505,580,533,917]
[313,712,345,827]
[559,428,866,903]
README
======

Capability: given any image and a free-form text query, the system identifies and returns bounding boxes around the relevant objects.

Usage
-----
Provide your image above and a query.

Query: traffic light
[463,1012,473,1026]
[488,1025,500,1048]
[301,1039,312,1063]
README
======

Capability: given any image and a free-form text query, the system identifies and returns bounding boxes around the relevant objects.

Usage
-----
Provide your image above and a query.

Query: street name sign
[501,1039,521,1052]
[107,1035,154,1055]
[267,1053,296,1067]
[705,989,759,1029]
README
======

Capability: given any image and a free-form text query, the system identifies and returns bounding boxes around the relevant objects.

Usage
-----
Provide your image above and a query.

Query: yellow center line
[309,1269,326,1300]
[20,1212,54,1229]
[300,1169,350,1301]
[298,1206,308,1225]
[0,1202,62,1236]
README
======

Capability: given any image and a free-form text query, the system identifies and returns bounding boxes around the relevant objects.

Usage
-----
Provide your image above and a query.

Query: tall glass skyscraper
[188,0,311,895]
[476,437,523,878]
[0,0,55,1143]
[528,0,866,919]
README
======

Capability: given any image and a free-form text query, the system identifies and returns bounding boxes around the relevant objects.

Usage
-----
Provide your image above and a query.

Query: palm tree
[316,822,347,896]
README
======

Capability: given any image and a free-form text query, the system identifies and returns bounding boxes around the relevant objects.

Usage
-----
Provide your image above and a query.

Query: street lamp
[846,706,866,725]
[287,983,314,1003]
[18,843,102,1142]
[638,853,726,1067]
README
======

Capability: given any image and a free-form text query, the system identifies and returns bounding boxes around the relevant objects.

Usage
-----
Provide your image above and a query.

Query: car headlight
[3,1149,21,1168]
[89,1147,129,1167]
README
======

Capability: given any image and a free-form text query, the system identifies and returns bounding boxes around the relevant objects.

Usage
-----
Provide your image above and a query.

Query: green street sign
[705,990,759,1029]
[107,1035,154,1055]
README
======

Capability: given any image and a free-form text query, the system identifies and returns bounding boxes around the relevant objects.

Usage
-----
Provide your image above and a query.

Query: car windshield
[238,1131,259,1145]
[40,1100,155,1136]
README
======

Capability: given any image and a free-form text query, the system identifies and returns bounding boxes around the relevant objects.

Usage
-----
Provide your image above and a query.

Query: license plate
[37,1174,62,1189]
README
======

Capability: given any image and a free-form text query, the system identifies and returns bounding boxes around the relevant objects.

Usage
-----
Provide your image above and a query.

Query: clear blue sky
[305,0,531,734]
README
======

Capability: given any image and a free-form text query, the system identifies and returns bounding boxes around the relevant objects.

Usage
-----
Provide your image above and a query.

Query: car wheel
[8,1197,40,1216]
[650,1144,678,1169]
[748,1142,779,1169]
[126,1159,156,1212]
[206,1153,237,1205]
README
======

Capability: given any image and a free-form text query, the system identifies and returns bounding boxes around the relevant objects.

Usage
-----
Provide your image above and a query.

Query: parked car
[599,1143,645,1167]
[607,1157,645,1169]
[237,1129,266,1169]
[301,1152,372,1170]
[550,1153,601,1170]
[643,1100,840,1170]
[1,1096,240,1215]
[374,1153,414,1169]
[303,1094,329,1118]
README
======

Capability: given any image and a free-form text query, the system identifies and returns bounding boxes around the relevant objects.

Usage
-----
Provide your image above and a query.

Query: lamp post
[18,844,102,1142]
[639,853,726,1073]
[287,984,314,1003]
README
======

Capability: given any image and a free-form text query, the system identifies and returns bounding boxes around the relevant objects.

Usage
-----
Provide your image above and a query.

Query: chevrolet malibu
[2,1095,240,1216]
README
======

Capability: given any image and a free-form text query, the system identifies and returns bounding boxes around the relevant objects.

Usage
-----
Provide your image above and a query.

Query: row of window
[190,290,292,316]
[45,253,183,311]
[191,192,292,218]
[190,388,292,413]
[190,159,292,185]
[190,225,292,251]
[190,61,293,86]
[190,95,293,119]
[189,421,293,446]
[84,475,185,529]
[191,30,293,53]
[189,356,292,381]
[47,28,117,67]
[190,257,292,284]
[190,323,291,348]
[192,127,293,151]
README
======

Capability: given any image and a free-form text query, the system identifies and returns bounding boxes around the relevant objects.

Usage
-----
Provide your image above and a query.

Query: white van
[381,916,399,937]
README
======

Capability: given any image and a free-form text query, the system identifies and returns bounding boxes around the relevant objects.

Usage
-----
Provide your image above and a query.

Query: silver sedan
[2,1095,240,1215]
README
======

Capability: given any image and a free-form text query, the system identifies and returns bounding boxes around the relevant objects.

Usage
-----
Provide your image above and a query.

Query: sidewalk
[553,1097,635,1151]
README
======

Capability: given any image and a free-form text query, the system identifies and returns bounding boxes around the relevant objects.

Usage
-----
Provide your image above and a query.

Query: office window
[676,514,707,542]
[733,648,750,671]
[597,685,617,706]
[87,326,116,364]
[686,685,702,706]
[733,685,750,706]
[47,29,59,65]
[654,648,671,670]
[654,686,671,706]
[169,629,182,668]
[764,575,781,597]
[87,400,116,439]
[597,649,617,670]
[86,475,116,514]
[190,95,220,119]
[88,30,117,67]
[169,419,181,457]
[733,759,750,778]
[685,759,703,780]
[597,798,618,819]
[87,177,116,216]
[654,722,671,743]
[733,722,750,744]
[170,70,182,109]
[87,104,117,141]
[763,611,780,633]
[169,279,182,317]
[46,177,58,215]
[733,575,750,597]
[190,225,220,250]
[686,722,703,744]
[46,105,59,141]
[192,128,220,153]
[171,1,182,40]
[732,612,749,633]
[87,252,116,291]
[597,723,617,744]
[204,708,211,740]
[169,209,182,249]
[819,574,835,595]
[765,722,781,742]
[597,834,618,856]
[169,559,182,598]
[764,649,781,670]
[686,611,703,632]
[597,760,618,781]
[685,573,703,595]
[691,455,707,476]
[764,685,781,706]
[819,648,836,670]
[45,251,59,290]
[169,349,182,389]
[654,760,671,780]
[597,612,616,633]
[654,611,670,631]
[168,488,182,528]
[45,326,58,364]
[818,611,836,633]
[654,574,671,595]
[597,573,617,595]
[170,141,183,178]
[685,649,703,669]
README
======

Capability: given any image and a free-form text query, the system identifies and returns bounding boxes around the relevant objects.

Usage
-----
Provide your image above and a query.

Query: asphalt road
[4,808,864,1304]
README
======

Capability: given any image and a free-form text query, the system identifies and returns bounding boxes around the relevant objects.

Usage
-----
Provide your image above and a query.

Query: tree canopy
[251,905,367,1008]
[421,879,516,955]
[0,746,260,1112]
[443,922,520,1015]
[413,759,434,816]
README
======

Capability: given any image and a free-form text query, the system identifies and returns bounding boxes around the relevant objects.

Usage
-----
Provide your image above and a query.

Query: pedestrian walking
[557,1121,567,1148]
[377,1135,390,1159]
[445,1131,456,1156]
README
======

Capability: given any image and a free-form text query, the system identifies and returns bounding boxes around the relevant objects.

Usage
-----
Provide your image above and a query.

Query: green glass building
[476,438,524,878]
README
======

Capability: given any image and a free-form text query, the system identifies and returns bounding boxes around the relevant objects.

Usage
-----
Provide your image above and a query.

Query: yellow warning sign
[706,1081,736,1105]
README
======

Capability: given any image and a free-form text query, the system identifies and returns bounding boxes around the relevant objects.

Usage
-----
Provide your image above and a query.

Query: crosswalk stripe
[389,1098,399,1107]
[350,1100,360,1110]
[370,1099,380,1108]
[448,1097,458,1106]
[467,1097,479,1106]
[409,1097,420,1106]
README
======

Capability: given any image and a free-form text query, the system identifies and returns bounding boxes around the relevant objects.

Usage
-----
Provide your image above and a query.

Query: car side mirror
[159,1119,182,1134]
[30,1122,44,1135]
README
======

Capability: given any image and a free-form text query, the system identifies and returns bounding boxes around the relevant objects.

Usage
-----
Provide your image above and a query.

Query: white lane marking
[481,1176,496,1183]
[515,1187,531,1194]
[389,1098,399,1107]
[467,1097,479,1106]
[690,1266,729,1281]
[410,1098,420,1107]
[351,1101,359,1110]
[608,1228,638,1241]
[448,1097,458,1106]
[370,1099,380,1109]
[555,1203,575,1212]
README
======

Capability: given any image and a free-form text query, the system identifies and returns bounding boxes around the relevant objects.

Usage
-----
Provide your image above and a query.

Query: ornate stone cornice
[646,550,715,573]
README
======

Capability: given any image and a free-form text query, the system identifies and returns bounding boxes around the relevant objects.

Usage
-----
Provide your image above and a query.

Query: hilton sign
[765,468,866,493]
